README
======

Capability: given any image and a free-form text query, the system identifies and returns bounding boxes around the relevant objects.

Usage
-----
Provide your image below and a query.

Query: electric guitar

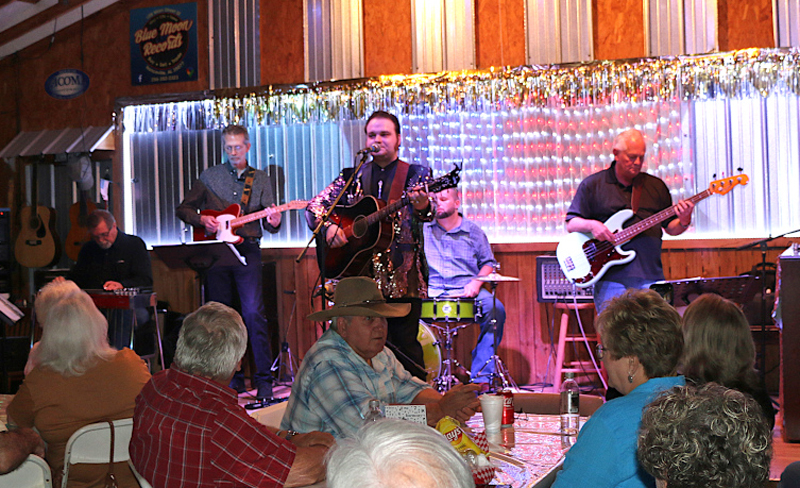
[556,173,749,288]
[193,200,308,243]
[318,164,462,279]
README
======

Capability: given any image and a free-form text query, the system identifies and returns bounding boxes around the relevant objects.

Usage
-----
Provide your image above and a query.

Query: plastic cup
[479,394,504,433]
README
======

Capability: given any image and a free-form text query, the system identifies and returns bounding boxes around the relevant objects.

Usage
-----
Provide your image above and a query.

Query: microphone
[356,144,380,155]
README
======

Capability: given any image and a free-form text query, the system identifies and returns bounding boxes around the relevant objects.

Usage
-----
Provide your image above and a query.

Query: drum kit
[419,266,520,392]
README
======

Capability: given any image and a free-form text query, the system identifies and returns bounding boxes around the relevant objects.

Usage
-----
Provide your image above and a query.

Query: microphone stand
[297,150,373,315]
[736,227,800,382]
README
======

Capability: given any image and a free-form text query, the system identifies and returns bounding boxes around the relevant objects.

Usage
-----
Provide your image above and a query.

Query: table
[465,413,579,488]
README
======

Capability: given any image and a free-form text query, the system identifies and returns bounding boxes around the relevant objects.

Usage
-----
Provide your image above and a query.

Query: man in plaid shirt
[130,302,333,487]
[281,277,481,438]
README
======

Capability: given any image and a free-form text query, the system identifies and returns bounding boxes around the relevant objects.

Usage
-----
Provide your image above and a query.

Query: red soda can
[501,389,514,427]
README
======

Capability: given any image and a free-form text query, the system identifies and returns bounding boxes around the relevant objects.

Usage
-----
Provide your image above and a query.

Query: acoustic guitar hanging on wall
[15,161,60,268]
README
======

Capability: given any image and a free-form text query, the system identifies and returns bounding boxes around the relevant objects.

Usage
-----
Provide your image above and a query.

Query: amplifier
[536,255,594,303]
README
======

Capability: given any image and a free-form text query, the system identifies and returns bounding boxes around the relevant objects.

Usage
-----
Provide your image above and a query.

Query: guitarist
[306,111,433,380]
[176,124,282,402]
[565,129,695,313]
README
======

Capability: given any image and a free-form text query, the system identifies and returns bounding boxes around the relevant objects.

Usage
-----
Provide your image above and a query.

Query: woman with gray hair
[638,383,772,488]
[326,418,474,488]
[8,287,151,488]
[551,288,685,488]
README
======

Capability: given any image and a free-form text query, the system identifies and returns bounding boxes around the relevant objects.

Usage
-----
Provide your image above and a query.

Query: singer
[305,110,433,380]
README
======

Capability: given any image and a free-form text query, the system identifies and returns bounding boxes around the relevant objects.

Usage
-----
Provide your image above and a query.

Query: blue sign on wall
[45,69,90,100]
[130,2,198,86]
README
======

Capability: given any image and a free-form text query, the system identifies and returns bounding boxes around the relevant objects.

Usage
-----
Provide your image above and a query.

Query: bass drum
[417,321,442,383]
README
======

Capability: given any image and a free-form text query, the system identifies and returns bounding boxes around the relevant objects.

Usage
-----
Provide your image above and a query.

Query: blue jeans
[205,240,273,387]
[593,278,657,313]
[471,288,506,383]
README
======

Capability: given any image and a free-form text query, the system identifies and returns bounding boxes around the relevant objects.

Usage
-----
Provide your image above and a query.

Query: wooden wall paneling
[591,0,646,60]
[152,239,797,386]
[261,0,305,84]
[363,0,413,76]
[717,0,775,51]
[151,255,199,315]
[475,0,527,69]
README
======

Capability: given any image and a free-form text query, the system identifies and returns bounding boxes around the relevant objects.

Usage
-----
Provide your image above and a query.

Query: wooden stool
[552,302,600,391]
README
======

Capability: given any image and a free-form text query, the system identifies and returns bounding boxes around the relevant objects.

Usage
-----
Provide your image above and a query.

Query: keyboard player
[67,209,153,350]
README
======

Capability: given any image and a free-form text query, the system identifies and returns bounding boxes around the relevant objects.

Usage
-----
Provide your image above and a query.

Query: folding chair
[61,418,134,488]
[0,454,52,488]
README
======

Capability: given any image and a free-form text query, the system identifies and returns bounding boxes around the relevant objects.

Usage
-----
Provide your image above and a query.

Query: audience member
[281,276,480,438]
[551,289,684,488]
[681,293,775,428]
[638,383,772,488]
[7,288,151,488]
[326,418,474,488]
[0,428,45,474]
[24,279,81,375]
[130,301,333,488]
[779,461,800,488]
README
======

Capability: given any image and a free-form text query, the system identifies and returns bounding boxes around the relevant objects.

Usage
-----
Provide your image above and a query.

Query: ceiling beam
[0,0,119,60]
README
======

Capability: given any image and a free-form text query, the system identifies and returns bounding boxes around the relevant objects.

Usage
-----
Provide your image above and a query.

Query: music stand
[153,241,246,305]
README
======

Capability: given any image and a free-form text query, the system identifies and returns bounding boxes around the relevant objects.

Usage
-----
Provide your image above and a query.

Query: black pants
[386,297,426,381]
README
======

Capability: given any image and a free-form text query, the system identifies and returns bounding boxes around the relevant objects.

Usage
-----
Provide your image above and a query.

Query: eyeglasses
[91,224,116,240]
[224,144,247,153]
[595,343,609,360]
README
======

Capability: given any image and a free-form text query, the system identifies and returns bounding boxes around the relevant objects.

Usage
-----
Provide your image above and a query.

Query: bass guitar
[556,173,749,288]
[193,200,308,243]
[318,164,461,279]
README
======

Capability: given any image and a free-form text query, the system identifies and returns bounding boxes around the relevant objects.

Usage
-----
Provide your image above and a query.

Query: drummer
[423,188,506,384]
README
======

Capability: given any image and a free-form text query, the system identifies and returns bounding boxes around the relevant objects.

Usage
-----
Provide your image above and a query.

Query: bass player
[565,128,694,313]
[305,110,432,380]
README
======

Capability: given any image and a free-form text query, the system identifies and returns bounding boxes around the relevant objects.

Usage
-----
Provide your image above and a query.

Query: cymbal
[476,272,520,283]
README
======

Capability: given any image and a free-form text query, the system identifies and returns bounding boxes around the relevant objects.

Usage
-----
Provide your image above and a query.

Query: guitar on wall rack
[318,164,462,280]
[65,190,98,261]
[556,173,749,288]
[15,162,60,268]
[193,200,308,243]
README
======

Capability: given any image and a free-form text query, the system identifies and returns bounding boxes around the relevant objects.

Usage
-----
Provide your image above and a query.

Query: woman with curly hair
[681,293,775,429]
[551,288,685,488]
[638,383,772,488]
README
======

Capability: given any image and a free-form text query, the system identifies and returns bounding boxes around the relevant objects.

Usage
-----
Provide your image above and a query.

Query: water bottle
[560,372,580,448]
[364,399,383,424]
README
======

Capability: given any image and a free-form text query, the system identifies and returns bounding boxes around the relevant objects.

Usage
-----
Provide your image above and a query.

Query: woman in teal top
[552,289,685,488]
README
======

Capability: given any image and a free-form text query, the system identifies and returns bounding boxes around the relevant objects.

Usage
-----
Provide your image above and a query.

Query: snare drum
[417,321,442,383]
[421,298,476,321]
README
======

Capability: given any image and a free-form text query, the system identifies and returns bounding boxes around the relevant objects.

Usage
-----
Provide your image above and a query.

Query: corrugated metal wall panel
[648,0,716,56]
[210,0,260,89]
[525,0,592,65]
[305,0,364,82]
[411,0,474,73]
[776,0,800,47]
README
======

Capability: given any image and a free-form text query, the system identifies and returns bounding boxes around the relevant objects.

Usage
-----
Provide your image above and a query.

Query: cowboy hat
[307,277,411,321]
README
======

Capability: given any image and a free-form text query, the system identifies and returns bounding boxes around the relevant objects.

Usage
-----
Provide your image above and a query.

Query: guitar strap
[631,176,643,215]
[240,167,256,215]
[388,161,410,203]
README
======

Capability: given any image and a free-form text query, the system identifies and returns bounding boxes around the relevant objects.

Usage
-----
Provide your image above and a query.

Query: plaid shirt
[423,217,496,297]
[130,368,296,488]
[280,329,431,438]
